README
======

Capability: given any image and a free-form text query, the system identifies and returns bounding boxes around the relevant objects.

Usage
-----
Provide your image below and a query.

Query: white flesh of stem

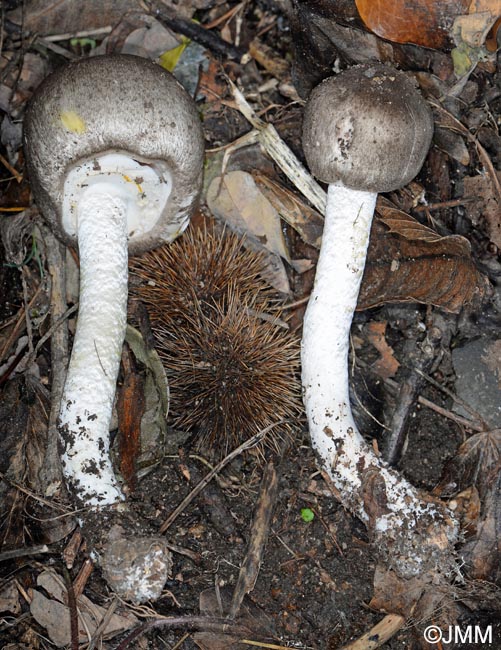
[58,186,128,506]
[301,184,451,568]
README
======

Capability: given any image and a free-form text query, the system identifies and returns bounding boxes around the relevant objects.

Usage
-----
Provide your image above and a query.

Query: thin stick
[0,152,22,183]
[86,597,119,650]
[159,421,285,534]
[337,613,405,650]
[43,27,112,41]
[0,544,49,561]
[228,78,327,214]
[229,462,279,618]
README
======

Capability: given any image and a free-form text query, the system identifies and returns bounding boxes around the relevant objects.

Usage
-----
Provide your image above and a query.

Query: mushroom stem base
[301,184,457,577]
[58,188,128,507]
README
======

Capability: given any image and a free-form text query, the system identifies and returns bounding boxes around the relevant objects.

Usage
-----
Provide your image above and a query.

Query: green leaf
[300,508,315,523]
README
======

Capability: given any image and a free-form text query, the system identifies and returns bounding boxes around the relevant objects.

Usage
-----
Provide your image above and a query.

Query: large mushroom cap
[302,64,433,193]
[24,54,204,255]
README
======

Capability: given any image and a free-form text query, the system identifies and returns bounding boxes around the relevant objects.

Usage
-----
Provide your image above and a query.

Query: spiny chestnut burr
[131,224,301,457]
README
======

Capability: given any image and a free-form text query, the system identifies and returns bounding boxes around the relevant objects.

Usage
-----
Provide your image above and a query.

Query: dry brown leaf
[101,12,180,59]
[207,171,290,260]
[358,198,489,313]
[198,58,228,114]
[355,0,470,48]
[207,171,313,293]
[0,582,21,615]
[193,586,275,649]
[462,476,500,581]
[365,321,400,380]
[450,487,482,536]
[8,0,136,35]
[253,173,324,250]
[0,53,48,115]
[482,340,501,385]
[440,429,500,500]
[371,565,458,626]
[30,569,137,647]
[439,429,500,581]
[463,172,501,249]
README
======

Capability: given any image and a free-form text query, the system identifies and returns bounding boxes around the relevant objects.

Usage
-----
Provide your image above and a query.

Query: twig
[358,359,486,433]
[0,544,49,561]
[43,26,112,41]
[227,78,327,214]
[62,566,79,650]
[114,616,253,650]
[159,421,286,534]
[337,613,405,650]
[148,0,247,62]
[0,471,72,512]
[35,37,77,60]
[229,462,279,619]
[382,325,442,465]
[414,367,489,429]
[0,282,44,364]
[18,304,78,372]
[87,597,119,650]
[0,152,22,183]
[39,227,69,495]
[413,197,475,212]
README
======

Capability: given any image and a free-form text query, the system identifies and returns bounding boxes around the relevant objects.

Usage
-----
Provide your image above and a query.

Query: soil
[0,1,500,649]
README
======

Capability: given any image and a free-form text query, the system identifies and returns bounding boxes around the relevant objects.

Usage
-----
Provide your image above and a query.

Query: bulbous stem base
[301,184,457,577]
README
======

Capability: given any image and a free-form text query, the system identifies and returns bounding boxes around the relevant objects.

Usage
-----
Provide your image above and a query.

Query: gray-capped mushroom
[24,54,204,509]
[301,64,456,574]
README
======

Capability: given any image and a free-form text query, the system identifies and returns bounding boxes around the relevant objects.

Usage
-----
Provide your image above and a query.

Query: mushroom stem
[58,187,128,507]
[301,184,375,472]
[301,185,456,576]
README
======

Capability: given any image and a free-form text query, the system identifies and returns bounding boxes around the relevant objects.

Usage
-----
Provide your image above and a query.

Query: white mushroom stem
[58,186,128,507]
[301,185,456,575]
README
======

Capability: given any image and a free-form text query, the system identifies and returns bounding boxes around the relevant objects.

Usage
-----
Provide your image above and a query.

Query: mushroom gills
[63,153,172,241]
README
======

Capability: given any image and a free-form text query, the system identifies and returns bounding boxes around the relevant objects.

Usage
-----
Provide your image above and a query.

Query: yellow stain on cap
[60,111,86,134]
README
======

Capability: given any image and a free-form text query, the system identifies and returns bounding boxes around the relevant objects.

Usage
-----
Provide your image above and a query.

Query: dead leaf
[358,198,489,313]
[253,173,324,250]
[439,429,500,500]
[117,349,145,492]
[482,340,501,387]
[0,581,21,615]
[449,487,482,536]
[207,171,290,259]
[207,170,298,293]
[355,0,470,49]
[439,426,500,582]
[99,12,180,59]
[463,172,501,249]
[123,325,170,478]
[7,0,136,35]
[461,474,500,581]
[193,586,275,649]
[365,321,400,380]
[0,52,48,115]
[30,569,137,647]
[198,58,228,114]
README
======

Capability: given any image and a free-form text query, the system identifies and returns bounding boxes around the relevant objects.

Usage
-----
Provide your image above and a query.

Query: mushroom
[24,54,204,508]
[301,64,456,574]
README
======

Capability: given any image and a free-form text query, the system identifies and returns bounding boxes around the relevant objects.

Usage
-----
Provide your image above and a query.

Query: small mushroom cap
[302,64,433,193]
[24,54,204,255]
